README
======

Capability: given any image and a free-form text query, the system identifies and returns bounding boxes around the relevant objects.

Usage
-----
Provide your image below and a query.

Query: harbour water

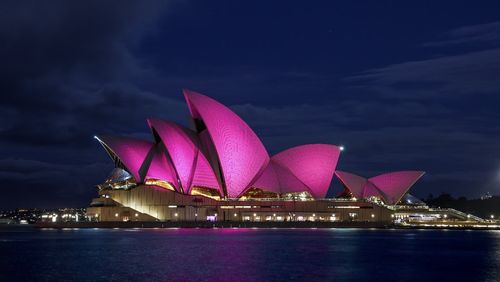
[0,228,498,281]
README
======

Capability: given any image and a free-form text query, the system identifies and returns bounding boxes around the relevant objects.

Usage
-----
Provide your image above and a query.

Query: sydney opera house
[87,89,430,223]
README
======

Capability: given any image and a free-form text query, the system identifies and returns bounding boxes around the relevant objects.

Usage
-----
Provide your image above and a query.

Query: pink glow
[184,89,270,198]
[369,171,425,204]
[95,90,425,202]
[251,161,310,194]
[147,119,199,193]
[336,170,425,204]
[251,162,280,193]
[272,161,310,193]
[272,144,340,198]
[95,135,153,182]
[335,171,367,198]
[148,118,221,194]
[191,150,221,192]
[363,181,383,199]
[145,145,178,189]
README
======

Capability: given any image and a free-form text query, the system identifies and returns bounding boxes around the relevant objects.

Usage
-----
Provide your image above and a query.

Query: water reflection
[0,228,498,281]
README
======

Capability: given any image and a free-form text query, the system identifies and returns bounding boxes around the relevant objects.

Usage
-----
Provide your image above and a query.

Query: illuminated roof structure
[335,171,425,204]
[252,144,340,198]
[95,89,423,203]
[147,118,220,194]
[183,89,270,198]
[95,135,153,183]
[144,144,178,188]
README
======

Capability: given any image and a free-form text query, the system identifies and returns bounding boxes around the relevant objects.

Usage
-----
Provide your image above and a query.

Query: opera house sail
[87,89,428,223]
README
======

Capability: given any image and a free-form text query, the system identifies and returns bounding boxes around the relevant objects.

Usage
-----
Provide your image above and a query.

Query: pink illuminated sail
[184,89,270,198]
[335,170,425,204]
[95,135,153,183]
[335,171,368,198]
[251,161,311,195]
[369,171,425,204]
[147,118,221,194]
[272,144,341,198]
[145,145,178,189]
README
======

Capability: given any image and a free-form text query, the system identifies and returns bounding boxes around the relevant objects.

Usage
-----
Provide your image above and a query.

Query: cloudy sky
[1,1,500,208]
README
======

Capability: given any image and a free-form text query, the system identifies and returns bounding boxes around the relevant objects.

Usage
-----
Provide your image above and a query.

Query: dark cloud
[347,48,500,98]
[0,1,180,208]
[423,21,500,47]
[228,22,500,198]
[1,2,500,208]
[0,0,175,146]
[0,158,110,208]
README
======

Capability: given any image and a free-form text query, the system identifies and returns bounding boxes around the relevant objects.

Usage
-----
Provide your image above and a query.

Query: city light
[339,146,345,151]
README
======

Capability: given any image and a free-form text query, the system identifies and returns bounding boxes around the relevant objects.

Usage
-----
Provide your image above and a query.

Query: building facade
[87,89,430,223]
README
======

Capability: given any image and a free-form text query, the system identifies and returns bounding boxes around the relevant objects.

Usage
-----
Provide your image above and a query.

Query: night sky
[1,1,500,208]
